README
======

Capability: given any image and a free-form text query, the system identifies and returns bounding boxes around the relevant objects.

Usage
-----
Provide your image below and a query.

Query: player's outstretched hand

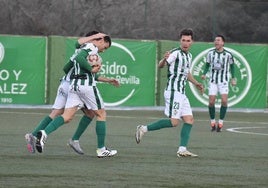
[109,79,120,87]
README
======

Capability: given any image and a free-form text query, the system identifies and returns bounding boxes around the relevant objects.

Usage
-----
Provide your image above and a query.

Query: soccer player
[201,34,236,132]
[25,31,107,154]
[35,35,120,158]
[135,28,204,157]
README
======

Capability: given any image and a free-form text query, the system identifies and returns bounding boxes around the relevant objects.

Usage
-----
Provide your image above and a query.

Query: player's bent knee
[187,118,194,125]
[62,114,74,123]
[170,119,180,127]
[182,116,194,125]
[94,109,106,121]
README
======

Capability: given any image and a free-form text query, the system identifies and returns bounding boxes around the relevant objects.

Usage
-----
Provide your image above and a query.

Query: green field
[0,108,267,188]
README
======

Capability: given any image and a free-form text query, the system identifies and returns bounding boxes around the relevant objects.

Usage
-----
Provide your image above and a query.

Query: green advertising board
[188,43,268,108]
[66,39,157,106]
[157,41,267,108]
[0,35,47,104]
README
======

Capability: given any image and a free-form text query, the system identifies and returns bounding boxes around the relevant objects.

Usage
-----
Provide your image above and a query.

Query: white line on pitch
[226,127,268,136]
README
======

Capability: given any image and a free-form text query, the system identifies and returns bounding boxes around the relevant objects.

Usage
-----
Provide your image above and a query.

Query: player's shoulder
[170,47,180,53]
[81,43,97,51]
[207,48,216,54]
[223,48,233,56]
[169,47,183,57]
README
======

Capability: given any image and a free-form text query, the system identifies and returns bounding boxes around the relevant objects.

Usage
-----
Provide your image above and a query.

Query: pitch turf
[0,108,267,188]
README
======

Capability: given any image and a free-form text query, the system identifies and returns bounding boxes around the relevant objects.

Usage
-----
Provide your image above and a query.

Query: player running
[135,28,203,157]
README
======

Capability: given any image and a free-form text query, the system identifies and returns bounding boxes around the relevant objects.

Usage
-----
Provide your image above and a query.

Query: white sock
[99,146,105,151]
[178,146,186,152]
[142,125,148,132]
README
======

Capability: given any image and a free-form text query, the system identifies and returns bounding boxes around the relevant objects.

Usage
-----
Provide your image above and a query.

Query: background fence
[1,0,267,44]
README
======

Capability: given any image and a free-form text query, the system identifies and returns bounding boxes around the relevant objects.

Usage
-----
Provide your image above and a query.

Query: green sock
[44,116,65,135]
[32,116,52,136]
[147,119,173,131]
[180,123,192,147]
[72,115,92,140]
[96,121,106,149]
[220,106,227,120]
[208,106,215,119]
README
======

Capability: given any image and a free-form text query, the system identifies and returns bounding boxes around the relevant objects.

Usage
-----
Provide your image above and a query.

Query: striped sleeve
[74,50,92,72]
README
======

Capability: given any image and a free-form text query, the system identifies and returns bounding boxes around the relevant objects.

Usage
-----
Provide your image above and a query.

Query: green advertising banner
[66,39,157,106]
[0,35,47,104]
[188,43,268,108]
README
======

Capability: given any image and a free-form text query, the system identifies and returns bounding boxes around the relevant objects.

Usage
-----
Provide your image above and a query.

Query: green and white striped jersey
[61,41,82,82]
[165,48,192,94]
[71,43,100,86]
[206,49,234,84]
[62,42,97,82]
[61,66,74,82]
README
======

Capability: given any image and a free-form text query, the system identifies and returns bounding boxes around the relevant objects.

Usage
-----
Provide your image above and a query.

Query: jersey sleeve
[230,61,235,78]
[229,54,234,64]
[202,63,210,75]
[74,50,92,72]
[63,60,73,74]
[206,52,211,64]
[166,51,177,64]
[75,41,81,49]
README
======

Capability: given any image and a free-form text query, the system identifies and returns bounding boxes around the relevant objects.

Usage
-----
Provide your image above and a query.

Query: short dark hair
[216,34,225,42]
[103,35,112,47]
[180,28,194,40]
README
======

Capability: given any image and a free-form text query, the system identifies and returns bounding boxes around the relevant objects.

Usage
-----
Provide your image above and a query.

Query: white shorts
[164,90,192,119]
[208,82,229,95]
[52,80,70,109]
[65,83,104,110]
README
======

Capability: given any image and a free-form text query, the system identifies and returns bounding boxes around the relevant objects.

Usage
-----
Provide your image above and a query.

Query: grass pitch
[0,108,267,188]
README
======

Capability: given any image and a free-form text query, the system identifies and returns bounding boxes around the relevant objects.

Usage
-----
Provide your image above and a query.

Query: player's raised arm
[78,33,107,45]
[158,51,170,68]
[97,76,120,87]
